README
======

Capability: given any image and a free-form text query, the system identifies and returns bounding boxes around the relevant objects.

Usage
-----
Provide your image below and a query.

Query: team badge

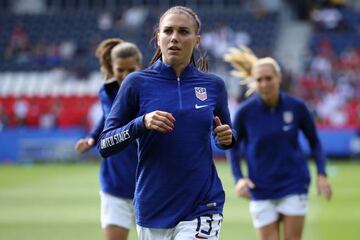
[194,87,207,101]
[283,111,293,124]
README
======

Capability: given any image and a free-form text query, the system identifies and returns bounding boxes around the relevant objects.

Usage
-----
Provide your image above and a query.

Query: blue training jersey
[98,60,234,228]
[89,80,137,199]
[229,93,327,200]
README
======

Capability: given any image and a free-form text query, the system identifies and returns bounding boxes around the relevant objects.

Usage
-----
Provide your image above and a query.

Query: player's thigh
[174,214,223,240]
[277,194,307,240]
[250,199,279,229]
[282,215,305,240]
[256,221,280,240]
[100,191,134,230]
[104,225,129,240]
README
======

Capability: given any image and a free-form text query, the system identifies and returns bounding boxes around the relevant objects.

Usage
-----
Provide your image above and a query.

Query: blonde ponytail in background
[224,46,281,96]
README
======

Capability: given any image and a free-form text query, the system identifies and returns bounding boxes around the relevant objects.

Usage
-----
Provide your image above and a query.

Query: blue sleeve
[299,102,327,175]
[101,93,113,118]
[213,78,237,150]
[97,75,147,158]
[87,89,111,143]
[229,107,246,182]
[88,115,105,143]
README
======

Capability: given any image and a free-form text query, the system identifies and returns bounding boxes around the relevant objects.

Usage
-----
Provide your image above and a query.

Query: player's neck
[264,94,279,108]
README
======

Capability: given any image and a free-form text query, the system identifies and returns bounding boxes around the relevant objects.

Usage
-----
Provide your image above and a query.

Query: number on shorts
[196,215,213,236]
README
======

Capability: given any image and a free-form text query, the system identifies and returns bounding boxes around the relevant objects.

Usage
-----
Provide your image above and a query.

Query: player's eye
[179,29,189,35]
[163,28,172,34]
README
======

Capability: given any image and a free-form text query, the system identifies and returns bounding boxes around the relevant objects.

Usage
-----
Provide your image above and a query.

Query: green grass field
[0,160,359,240]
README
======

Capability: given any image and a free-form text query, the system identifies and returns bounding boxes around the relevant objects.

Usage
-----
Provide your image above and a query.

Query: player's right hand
[75,138,95,153]
[235,178,255,199]
[144,110,175,133]
[317,174,332,201]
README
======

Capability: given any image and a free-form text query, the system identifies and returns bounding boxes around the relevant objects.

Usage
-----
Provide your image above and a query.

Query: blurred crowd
[293,0,360,128]
[0,0,359,130]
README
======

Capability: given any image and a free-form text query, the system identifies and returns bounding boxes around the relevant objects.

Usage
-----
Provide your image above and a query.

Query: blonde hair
[223,46,281,96]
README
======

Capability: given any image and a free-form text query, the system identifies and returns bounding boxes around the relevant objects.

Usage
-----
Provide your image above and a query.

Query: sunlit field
[0,160,359,240]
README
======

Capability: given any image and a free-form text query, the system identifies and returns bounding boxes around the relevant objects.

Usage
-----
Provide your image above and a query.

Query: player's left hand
[75,137,95,153]
[213,116,233,146]
[317,174,332,201]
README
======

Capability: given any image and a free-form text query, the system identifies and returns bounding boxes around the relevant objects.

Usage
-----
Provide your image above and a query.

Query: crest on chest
[283,111,293,124]
[194,87,207,101]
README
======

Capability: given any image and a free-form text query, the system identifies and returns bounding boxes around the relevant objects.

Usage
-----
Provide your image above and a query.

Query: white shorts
[100,191,135,229]
[249,194,308,228]
[136,213,222,240]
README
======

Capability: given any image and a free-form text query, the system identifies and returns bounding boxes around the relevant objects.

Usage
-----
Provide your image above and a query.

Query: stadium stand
[0,2,279,129]
[0,0,359,161]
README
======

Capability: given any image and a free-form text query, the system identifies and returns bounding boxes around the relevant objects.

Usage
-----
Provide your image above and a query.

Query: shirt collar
[255,92,284,111]
[152,59,196,79]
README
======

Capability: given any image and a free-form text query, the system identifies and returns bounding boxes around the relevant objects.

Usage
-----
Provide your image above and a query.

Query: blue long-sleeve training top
[92,80,137,199]
[98,60,234,228]
[229,93,327,200]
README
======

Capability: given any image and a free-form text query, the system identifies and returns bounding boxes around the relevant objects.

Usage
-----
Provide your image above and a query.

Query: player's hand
[235,178,255,199]
[75,138,95,153]
[213,116,233,146]
[144,110,175,133]
[317,175,332,201]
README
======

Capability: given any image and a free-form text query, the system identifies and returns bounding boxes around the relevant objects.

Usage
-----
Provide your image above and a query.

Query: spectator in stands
[75,38,142,240]
[97,12,114,31]
[4,22,31,63]
[224,46,332,240]
[310,52,333,81]
[0,104,9,130]
[13,98,29,127]
[120,7,148,29]
[59,39,76,60]
[98,6,234,240]
[39,101,60,129]
[310,0,348,31]
[202,24,251,60]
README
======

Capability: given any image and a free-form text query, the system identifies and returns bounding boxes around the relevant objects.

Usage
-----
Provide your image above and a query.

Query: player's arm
[75,86,115,154]
[213,78,236,149]
[75,115,104,153]
[98,75,146,158]
[229,107,255,199]
[299,102,332,200]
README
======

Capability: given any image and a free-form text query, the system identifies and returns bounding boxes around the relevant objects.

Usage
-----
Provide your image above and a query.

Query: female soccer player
[98,6,234,240]
[224,47,332,240]
[75,38,142,240]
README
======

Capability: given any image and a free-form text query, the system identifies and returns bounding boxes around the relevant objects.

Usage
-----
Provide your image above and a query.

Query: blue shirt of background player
[89,80,137,199]
[229,92,327,200]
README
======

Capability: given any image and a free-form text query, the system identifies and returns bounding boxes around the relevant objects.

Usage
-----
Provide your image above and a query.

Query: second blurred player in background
[224,47,332,240]
[75,38,142,240]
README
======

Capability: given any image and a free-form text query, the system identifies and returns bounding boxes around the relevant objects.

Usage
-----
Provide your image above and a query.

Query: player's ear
[157,31,160,47]
[195,35,200,48]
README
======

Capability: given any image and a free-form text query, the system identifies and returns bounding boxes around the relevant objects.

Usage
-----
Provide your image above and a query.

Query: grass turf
[0,160,359,239]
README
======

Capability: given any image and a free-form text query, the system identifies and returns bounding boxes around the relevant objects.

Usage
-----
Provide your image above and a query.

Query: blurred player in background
[98,6,234,240]
[224,47,332,240]
[75,38,142,240]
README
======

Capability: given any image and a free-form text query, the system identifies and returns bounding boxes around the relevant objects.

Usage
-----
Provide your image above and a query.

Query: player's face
[112,56,140,84]
[253,64,281,104]
[157,12,200,68]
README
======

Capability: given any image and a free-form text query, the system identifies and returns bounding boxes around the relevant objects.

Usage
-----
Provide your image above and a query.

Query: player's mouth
[168,46,181,54]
